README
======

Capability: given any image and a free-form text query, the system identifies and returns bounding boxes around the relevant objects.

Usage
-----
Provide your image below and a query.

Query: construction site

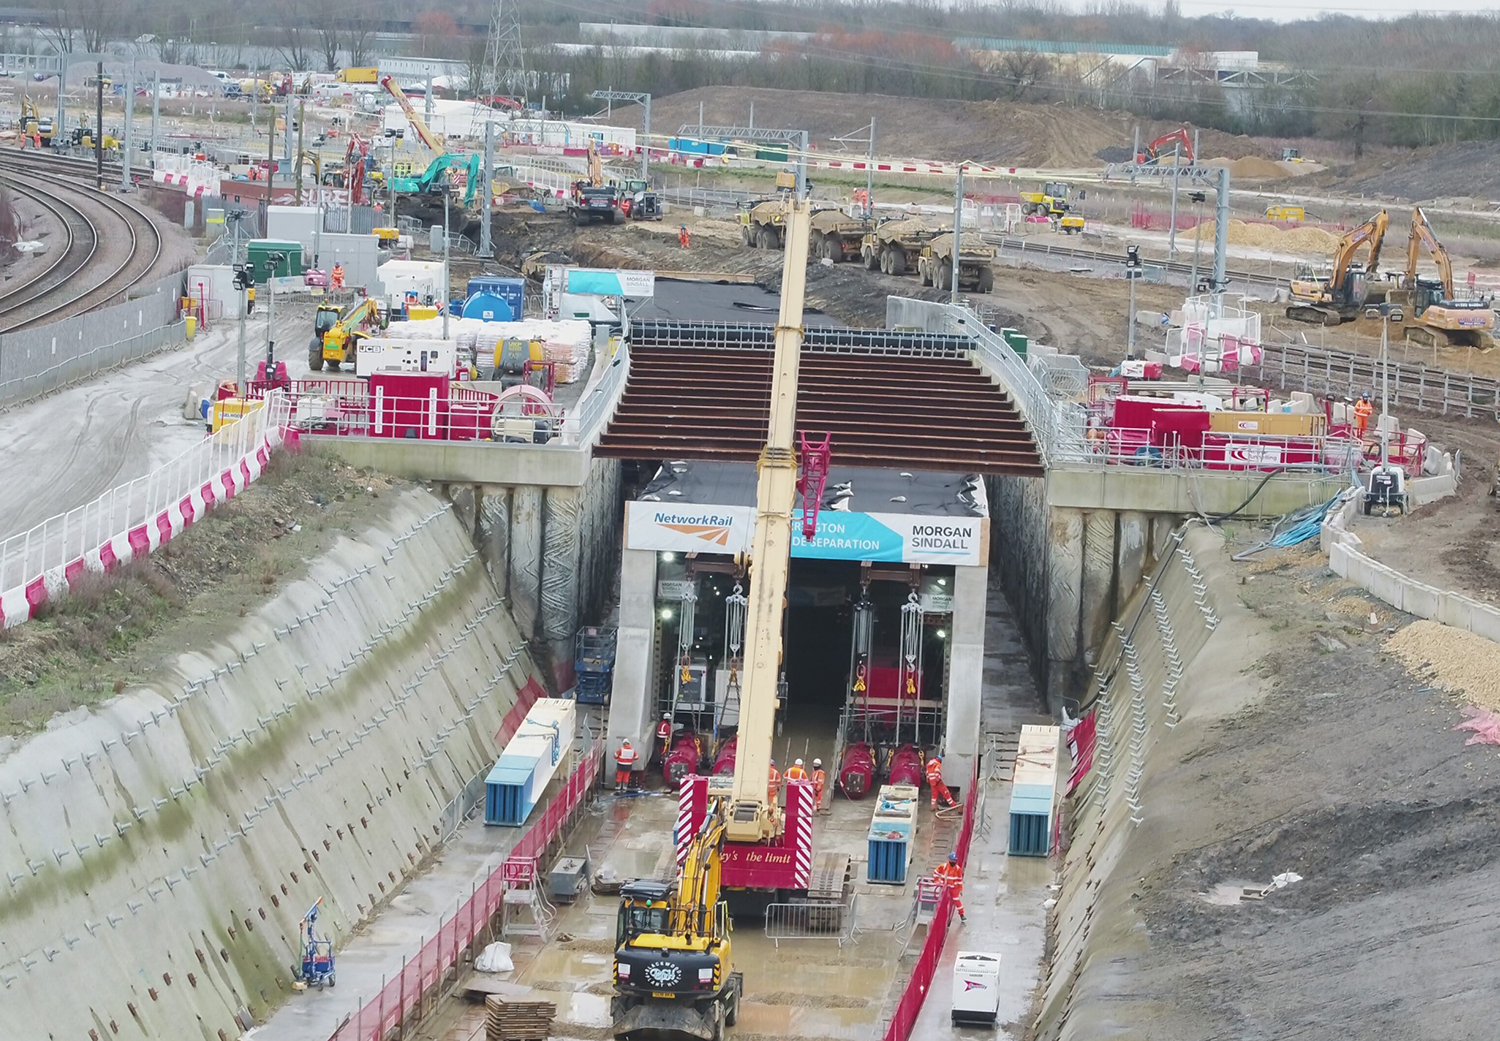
[8,18,1500,1041]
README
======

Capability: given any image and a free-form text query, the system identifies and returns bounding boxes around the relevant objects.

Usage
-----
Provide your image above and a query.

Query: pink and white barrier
[0,396,295,630]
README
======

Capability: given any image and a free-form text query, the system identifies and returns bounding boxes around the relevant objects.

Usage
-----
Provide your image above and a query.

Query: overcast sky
[1170,0,1500,20]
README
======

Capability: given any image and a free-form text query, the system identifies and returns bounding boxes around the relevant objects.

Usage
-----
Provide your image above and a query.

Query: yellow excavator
[1392,207,1495,349]
[310,298,383,371]
[611,813,742,1041]
[1286,209,1389,326]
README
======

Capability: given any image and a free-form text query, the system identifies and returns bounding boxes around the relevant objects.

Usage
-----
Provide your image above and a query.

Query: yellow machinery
[917,231,996,293]
[18,97,53,145]
[1395,207,1495,349]
[1019,181,1071,218]
[1265,204,1306,222]
[1286,209,1389,326]
[380,75,446,156]
[310,298,382,371]
[740,199,786,249]
[611,815,743,1041]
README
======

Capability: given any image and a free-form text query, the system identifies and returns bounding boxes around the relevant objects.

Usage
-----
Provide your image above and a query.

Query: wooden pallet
[484,996,557,1041]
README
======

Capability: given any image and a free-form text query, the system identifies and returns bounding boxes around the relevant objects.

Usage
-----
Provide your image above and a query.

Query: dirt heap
[1203,155,1291,180]
[1183,218,1339,255]
[1385,619,1500,708]
[0,449,402,734]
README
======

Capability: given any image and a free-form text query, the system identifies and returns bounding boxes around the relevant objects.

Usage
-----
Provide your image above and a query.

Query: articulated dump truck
[917,232,996,293]
[860,217,940,276]
[808,208,870,262]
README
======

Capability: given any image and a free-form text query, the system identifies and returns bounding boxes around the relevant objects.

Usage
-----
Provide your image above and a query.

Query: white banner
[625,502,986,567]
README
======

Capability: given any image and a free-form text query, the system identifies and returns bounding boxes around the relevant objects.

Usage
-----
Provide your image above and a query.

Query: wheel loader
[916,232,996,293]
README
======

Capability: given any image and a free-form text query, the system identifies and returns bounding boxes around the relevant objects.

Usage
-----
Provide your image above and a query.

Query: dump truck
[740,199,786,249]
[860,217,939,277]
[1019,181,1071,219]
[808,208,869,262]
[917,232,996,293]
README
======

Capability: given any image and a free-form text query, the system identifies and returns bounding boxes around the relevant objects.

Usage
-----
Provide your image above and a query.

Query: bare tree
[316,23,341,72]
[344,21,374,67]
[276,24,313,72]
[996,50,1052,101]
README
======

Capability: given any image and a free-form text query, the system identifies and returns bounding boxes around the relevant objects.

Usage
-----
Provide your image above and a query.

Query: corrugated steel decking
[596,333,1044,476]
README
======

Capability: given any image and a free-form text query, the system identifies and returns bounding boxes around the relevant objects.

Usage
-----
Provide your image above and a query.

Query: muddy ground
[1111,539,1500,1041]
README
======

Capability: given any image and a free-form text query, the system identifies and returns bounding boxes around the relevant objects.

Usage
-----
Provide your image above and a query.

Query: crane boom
[1406,206,1455,298]
[724,200,812,845]
[380,75,446,156]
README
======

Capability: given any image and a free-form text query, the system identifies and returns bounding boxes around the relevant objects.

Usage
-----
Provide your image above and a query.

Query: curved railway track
[0,153,166,333]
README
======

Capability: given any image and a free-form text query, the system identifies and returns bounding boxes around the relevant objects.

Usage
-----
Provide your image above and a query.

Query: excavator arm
[380,75,446,156]
[673,816,725,938]
[1406,207,1455,298]
[1138,126,1194,164]
[725,201,813,844]
[1331,209,1388,288]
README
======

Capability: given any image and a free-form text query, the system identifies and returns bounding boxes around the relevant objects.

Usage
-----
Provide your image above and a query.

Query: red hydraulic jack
[797,433,832,539]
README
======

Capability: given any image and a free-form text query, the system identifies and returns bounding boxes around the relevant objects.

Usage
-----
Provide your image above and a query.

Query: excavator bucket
[611,998,718,1041]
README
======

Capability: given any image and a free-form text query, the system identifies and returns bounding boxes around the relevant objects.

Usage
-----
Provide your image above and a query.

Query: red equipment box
[369,372,449,440]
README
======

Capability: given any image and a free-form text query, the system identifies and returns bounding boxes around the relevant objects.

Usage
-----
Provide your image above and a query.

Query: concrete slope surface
[0,487,541,1041]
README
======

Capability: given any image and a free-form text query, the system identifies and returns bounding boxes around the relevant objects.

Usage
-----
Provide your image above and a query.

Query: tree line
[15,0,1500,151]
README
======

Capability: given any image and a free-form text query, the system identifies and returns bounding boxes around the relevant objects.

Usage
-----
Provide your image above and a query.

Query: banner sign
[624,502,985,567]
[564,268,655,298]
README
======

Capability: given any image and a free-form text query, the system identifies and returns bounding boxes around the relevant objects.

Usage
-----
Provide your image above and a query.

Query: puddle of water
[736,1000,870,1037]
[1200,881,1253,906]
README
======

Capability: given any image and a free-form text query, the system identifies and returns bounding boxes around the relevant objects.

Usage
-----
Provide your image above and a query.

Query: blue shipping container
[465,276,524,319]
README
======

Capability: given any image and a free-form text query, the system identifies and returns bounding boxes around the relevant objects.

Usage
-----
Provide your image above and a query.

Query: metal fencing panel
[0,268,187,408]
[764,895,859,947]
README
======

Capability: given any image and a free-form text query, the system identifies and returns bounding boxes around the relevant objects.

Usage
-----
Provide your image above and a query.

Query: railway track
[0,152,166,332]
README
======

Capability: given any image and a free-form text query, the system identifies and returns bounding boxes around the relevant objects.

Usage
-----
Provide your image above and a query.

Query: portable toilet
[462,291,516,322]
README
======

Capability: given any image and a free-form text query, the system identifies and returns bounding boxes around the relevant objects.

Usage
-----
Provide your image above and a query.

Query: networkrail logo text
[654,512,738,546]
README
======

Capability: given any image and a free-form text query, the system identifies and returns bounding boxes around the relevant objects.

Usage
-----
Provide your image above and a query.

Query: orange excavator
[1394,207,1495,349]
[1136,126,1194,165]
[1286,209,1389,326]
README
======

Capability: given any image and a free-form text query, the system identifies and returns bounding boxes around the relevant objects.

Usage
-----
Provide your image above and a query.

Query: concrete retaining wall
[0,488,542,1041]
[1322,493,1500,642]
[471,456,623,689]
[1035,524,1228,1039]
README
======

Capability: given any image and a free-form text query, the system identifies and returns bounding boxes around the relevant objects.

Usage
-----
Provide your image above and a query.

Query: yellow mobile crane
[611,815,742,1041]
[1286,209,1389,326]
[1396,207,1495,349]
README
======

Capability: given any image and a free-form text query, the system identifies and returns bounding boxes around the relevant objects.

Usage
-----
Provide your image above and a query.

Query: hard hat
[621,739,631,746]
[770,759,776,766]
[948,852,959,863]
[813,758,822,767]
[662,713,671,719]
[794,758,804,766]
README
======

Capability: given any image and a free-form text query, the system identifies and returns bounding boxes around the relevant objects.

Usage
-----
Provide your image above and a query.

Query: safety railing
[880,753,982,1041]
[0,392,292,594]
[764,895,859,948]
[327,739,603,1041]
[1049,426,1366,475]
[941,304,1055,460]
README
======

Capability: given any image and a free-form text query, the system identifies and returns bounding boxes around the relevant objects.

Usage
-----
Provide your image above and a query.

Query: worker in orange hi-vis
[934,851,966,923]
[926,754,957,811]
[678,224,690,249]
[1354,394,1374,439]
[331,263,345,290]
[785,758,808,789]
[767,759,781,807]
[655,713,673,766]
[810,758,827,813]
[614,740,639,791]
